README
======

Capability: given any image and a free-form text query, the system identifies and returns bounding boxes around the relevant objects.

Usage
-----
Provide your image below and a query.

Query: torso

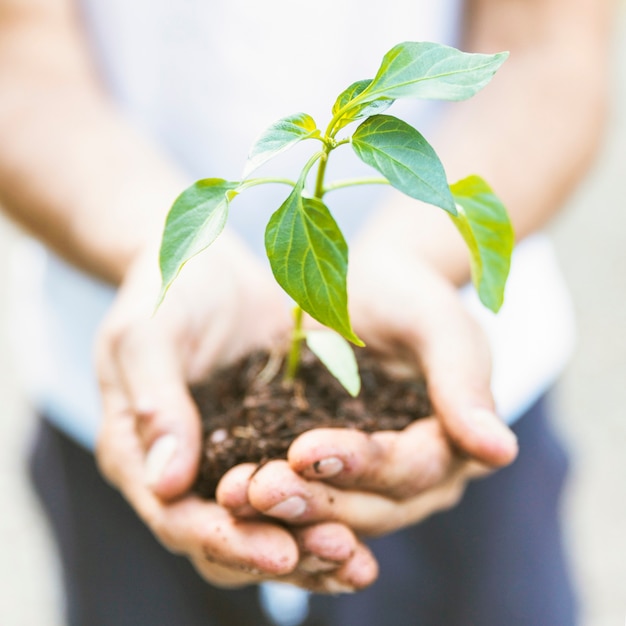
[21,0,573,447]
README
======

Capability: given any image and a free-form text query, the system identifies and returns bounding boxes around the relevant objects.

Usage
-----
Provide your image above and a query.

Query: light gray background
[1,10,625,625]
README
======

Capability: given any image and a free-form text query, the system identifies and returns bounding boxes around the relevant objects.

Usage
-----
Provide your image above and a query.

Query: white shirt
[14,0,574,448]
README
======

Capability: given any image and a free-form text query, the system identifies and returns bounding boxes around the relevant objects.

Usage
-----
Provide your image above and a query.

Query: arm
[359,0,613,286]
[231,0,615,536]
[0,0,186,283]
[0,0,378,591]
[348,0,614,459]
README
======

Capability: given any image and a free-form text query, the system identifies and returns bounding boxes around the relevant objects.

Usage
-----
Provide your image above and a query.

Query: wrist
[69,173,187,285]
[353,195,471,288]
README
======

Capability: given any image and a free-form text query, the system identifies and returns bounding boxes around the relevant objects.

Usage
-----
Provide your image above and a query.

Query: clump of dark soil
[191,348,432,498]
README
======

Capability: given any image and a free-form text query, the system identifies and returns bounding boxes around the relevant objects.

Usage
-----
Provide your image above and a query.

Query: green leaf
[158,178,238,304]
[243,113,320,178]
[352,115,456,214]
[449,175,514,312]
[359,42,508,103]
[331,79,394,132]
[306,330,361,397]
[265,185,363,345]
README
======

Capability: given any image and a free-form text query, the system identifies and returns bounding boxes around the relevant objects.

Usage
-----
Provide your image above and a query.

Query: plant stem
[313,145,331,199]
[324,177,390,194]
[284,306,305,383]
[284,145,334,382]
[238,177,297,191]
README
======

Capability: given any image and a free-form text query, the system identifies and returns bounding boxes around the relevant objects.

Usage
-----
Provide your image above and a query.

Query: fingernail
[232,504,259,518]
[324,579,355,594]
[468,408,518,451]
[265,496,307,519]
[145,434,178,488]
[309,457,344,478]
[299,555,340,573]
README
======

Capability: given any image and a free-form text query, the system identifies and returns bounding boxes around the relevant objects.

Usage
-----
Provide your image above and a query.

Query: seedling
[158,42,514,396]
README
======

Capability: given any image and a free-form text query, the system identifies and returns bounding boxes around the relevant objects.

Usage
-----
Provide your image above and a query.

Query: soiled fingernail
[144,434,178,488]
[324,579,355,594]
[265,496,307,519]
[232,504,259,518]
[299,555,340,573]
[308,457,343,478]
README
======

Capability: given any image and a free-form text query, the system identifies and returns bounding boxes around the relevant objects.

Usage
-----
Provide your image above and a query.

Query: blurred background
[1,9,625,626]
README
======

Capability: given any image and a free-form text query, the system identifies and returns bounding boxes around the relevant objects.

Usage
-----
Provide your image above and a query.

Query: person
[0,0,612,624]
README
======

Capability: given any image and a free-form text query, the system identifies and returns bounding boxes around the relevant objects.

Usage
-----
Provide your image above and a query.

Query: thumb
[112,323,202,500]
[416,290,518,468]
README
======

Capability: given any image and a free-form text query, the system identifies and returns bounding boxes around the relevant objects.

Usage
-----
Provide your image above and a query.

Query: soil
[191,347,432,499]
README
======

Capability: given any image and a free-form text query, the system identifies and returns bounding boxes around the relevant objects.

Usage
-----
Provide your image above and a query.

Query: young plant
[158,42,514,396]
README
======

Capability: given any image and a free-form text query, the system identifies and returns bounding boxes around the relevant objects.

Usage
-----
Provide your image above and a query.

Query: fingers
[99,416,376,595]
[189,523,378,593]
[375,261,518,467]
[96,400,302,588]
[217,466,379,589]
[291,523,378,592]
[234,459,474,536]
[216,463,261,517]
[217,464,380,587]
[96,374,161,521]
[155,497,299,574]
[416,301,518,467]
[225,459,411,535]
[351,255,518,468]
[289,541,379,593]
[321,542,378,592]
[295,523,357,572]
[97,317,202,500]
[159,503,301,589]
[97,400,372,592]
[286,419,457,499]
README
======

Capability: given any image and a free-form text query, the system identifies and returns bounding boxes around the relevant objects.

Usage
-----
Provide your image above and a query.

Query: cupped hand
[218,243,518,536]
[95,233,377,591]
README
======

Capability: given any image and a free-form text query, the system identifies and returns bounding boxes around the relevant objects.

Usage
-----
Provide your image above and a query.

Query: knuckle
[94,433,119,484]
[100,315,153,362]
[96,316,126,353]
[134,406,158,432]
[147,508,188,555]
[152,518,180,554]
[108,320,143,357]
[440,480,466,511]
[94,327,123,379]
[190,558,254,589]
[465,460,493,480]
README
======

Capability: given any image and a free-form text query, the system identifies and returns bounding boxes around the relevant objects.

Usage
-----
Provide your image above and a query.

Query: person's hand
[95,234,378,591]
[217,242,518,536]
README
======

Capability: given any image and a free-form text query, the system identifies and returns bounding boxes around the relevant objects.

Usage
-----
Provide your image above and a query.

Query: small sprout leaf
[360,42,508,103]
[331,79,394,132]
[449,175,514,312]
[306,330,361,397]
[243,113,320,178]
[265,186,363,346]
[352,115,456,213]
[158,178,238,305]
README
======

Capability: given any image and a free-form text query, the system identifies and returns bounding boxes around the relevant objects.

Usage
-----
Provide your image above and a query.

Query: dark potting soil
[191,348,432,499]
